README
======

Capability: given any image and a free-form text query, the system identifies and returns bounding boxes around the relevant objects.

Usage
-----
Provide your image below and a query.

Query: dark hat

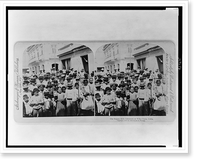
[30,78,36,83]
[110,82,118,87]
[140,82,145,87]
[95,82,101,87]
[105,87,111,92]
[33,88,39,93]
[46,84,52,88]
[156,79,161,84]
[67,82,73,87]
[39,76,43,80]
[112,75,117,79]
[83,79,88,83]
[118,83,125,88]
[23,80,29,85]
[37,84,45,88]
[44,91,49,96]
[116,90,121,95]
[61,74,65,78]
[61,86,66,89]
[134,85,139,89]
[140,76,144,80]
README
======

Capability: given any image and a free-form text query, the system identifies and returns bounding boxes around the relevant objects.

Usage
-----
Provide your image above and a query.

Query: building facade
[132,43,165,74]
[27,43,62,74]
[57,43,94,74]
[103,43,135,73]
[103,42,165,74]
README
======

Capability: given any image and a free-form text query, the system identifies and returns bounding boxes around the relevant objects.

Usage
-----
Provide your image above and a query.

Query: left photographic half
[20,42,95,118]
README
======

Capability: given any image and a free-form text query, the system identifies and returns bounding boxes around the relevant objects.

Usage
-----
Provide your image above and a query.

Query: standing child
[65,83,77,116]
[138,83,148,116]
[94,93,105,116]
[55,87,66,116]
[43,92,52,117]
[153,79,166,116]
[127,86,138,116]
[146,82,155,116]
[102,87,116,116]
[115,91,123,116]
[23,94,33,117]
[29,88,44,117]
[80,79,94,116]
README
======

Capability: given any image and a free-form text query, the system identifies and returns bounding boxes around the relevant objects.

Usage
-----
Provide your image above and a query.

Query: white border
[0,1,188,153]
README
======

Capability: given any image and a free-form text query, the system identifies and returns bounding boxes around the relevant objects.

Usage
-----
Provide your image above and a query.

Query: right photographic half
[94,41,176,120]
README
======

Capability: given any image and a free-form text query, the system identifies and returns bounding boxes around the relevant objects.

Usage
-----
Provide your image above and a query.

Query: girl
[94,93,105,116]
[55,87,65,116]
[127,86,138,116]
[30,88,44,117]
[102,87,116,116]
[153,79,166,116]
[80,79,94,116]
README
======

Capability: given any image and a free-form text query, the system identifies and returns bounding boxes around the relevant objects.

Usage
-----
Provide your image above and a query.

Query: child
[146,82,155,116]
[65,83,77,116]
[23,81,32,99]
[29,79,37,92]
[115,91,124,116]
[138,83,148,116]
[153,79,166,116]
[80,79,94,116]
[102,87,116,116]
[55,87,65,116]
[94,93,104,116]
[30,88,44,117]
[74,82,82,116]
[23,94,33,117]
[127,86,138,116]
[95,83,104,98]
[43,92,53,117]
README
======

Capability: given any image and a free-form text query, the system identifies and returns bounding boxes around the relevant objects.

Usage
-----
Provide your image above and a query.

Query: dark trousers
[66,100,76,116]
[138,100,148,116]
[80,110,94,116]
[152,110,166,116]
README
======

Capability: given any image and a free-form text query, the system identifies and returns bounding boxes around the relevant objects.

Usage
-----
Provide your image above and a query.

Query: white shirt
[95,100,104,113]
[23,101,33,114]
[65,89,78,101]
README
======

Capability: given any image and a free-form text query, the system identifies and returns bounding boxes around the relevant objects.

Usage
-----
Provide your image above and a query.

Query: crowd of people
[94,68,167,116]
[22,67,167,117]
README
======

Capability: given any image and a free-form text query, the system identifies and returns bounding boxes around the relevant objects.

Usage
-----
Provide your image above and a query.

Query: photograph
[94,42,168,117]
[22,42,95,117]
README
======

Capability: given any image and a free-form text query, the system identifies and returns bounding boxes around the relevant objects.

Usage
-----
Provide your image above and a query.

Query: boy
[146,82,155,116]
[23,81,32,100]
[138,83,148,116]
[95,82,104,98]
[94,93,104,116]
[23,94,33,117]
[65,83,77,116]
[30,88,44,117]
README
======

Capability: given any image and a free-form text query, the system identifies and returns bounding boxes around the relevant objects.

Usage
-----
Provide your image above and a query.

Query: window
[156,55,164,74]
[137,58,146,70]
